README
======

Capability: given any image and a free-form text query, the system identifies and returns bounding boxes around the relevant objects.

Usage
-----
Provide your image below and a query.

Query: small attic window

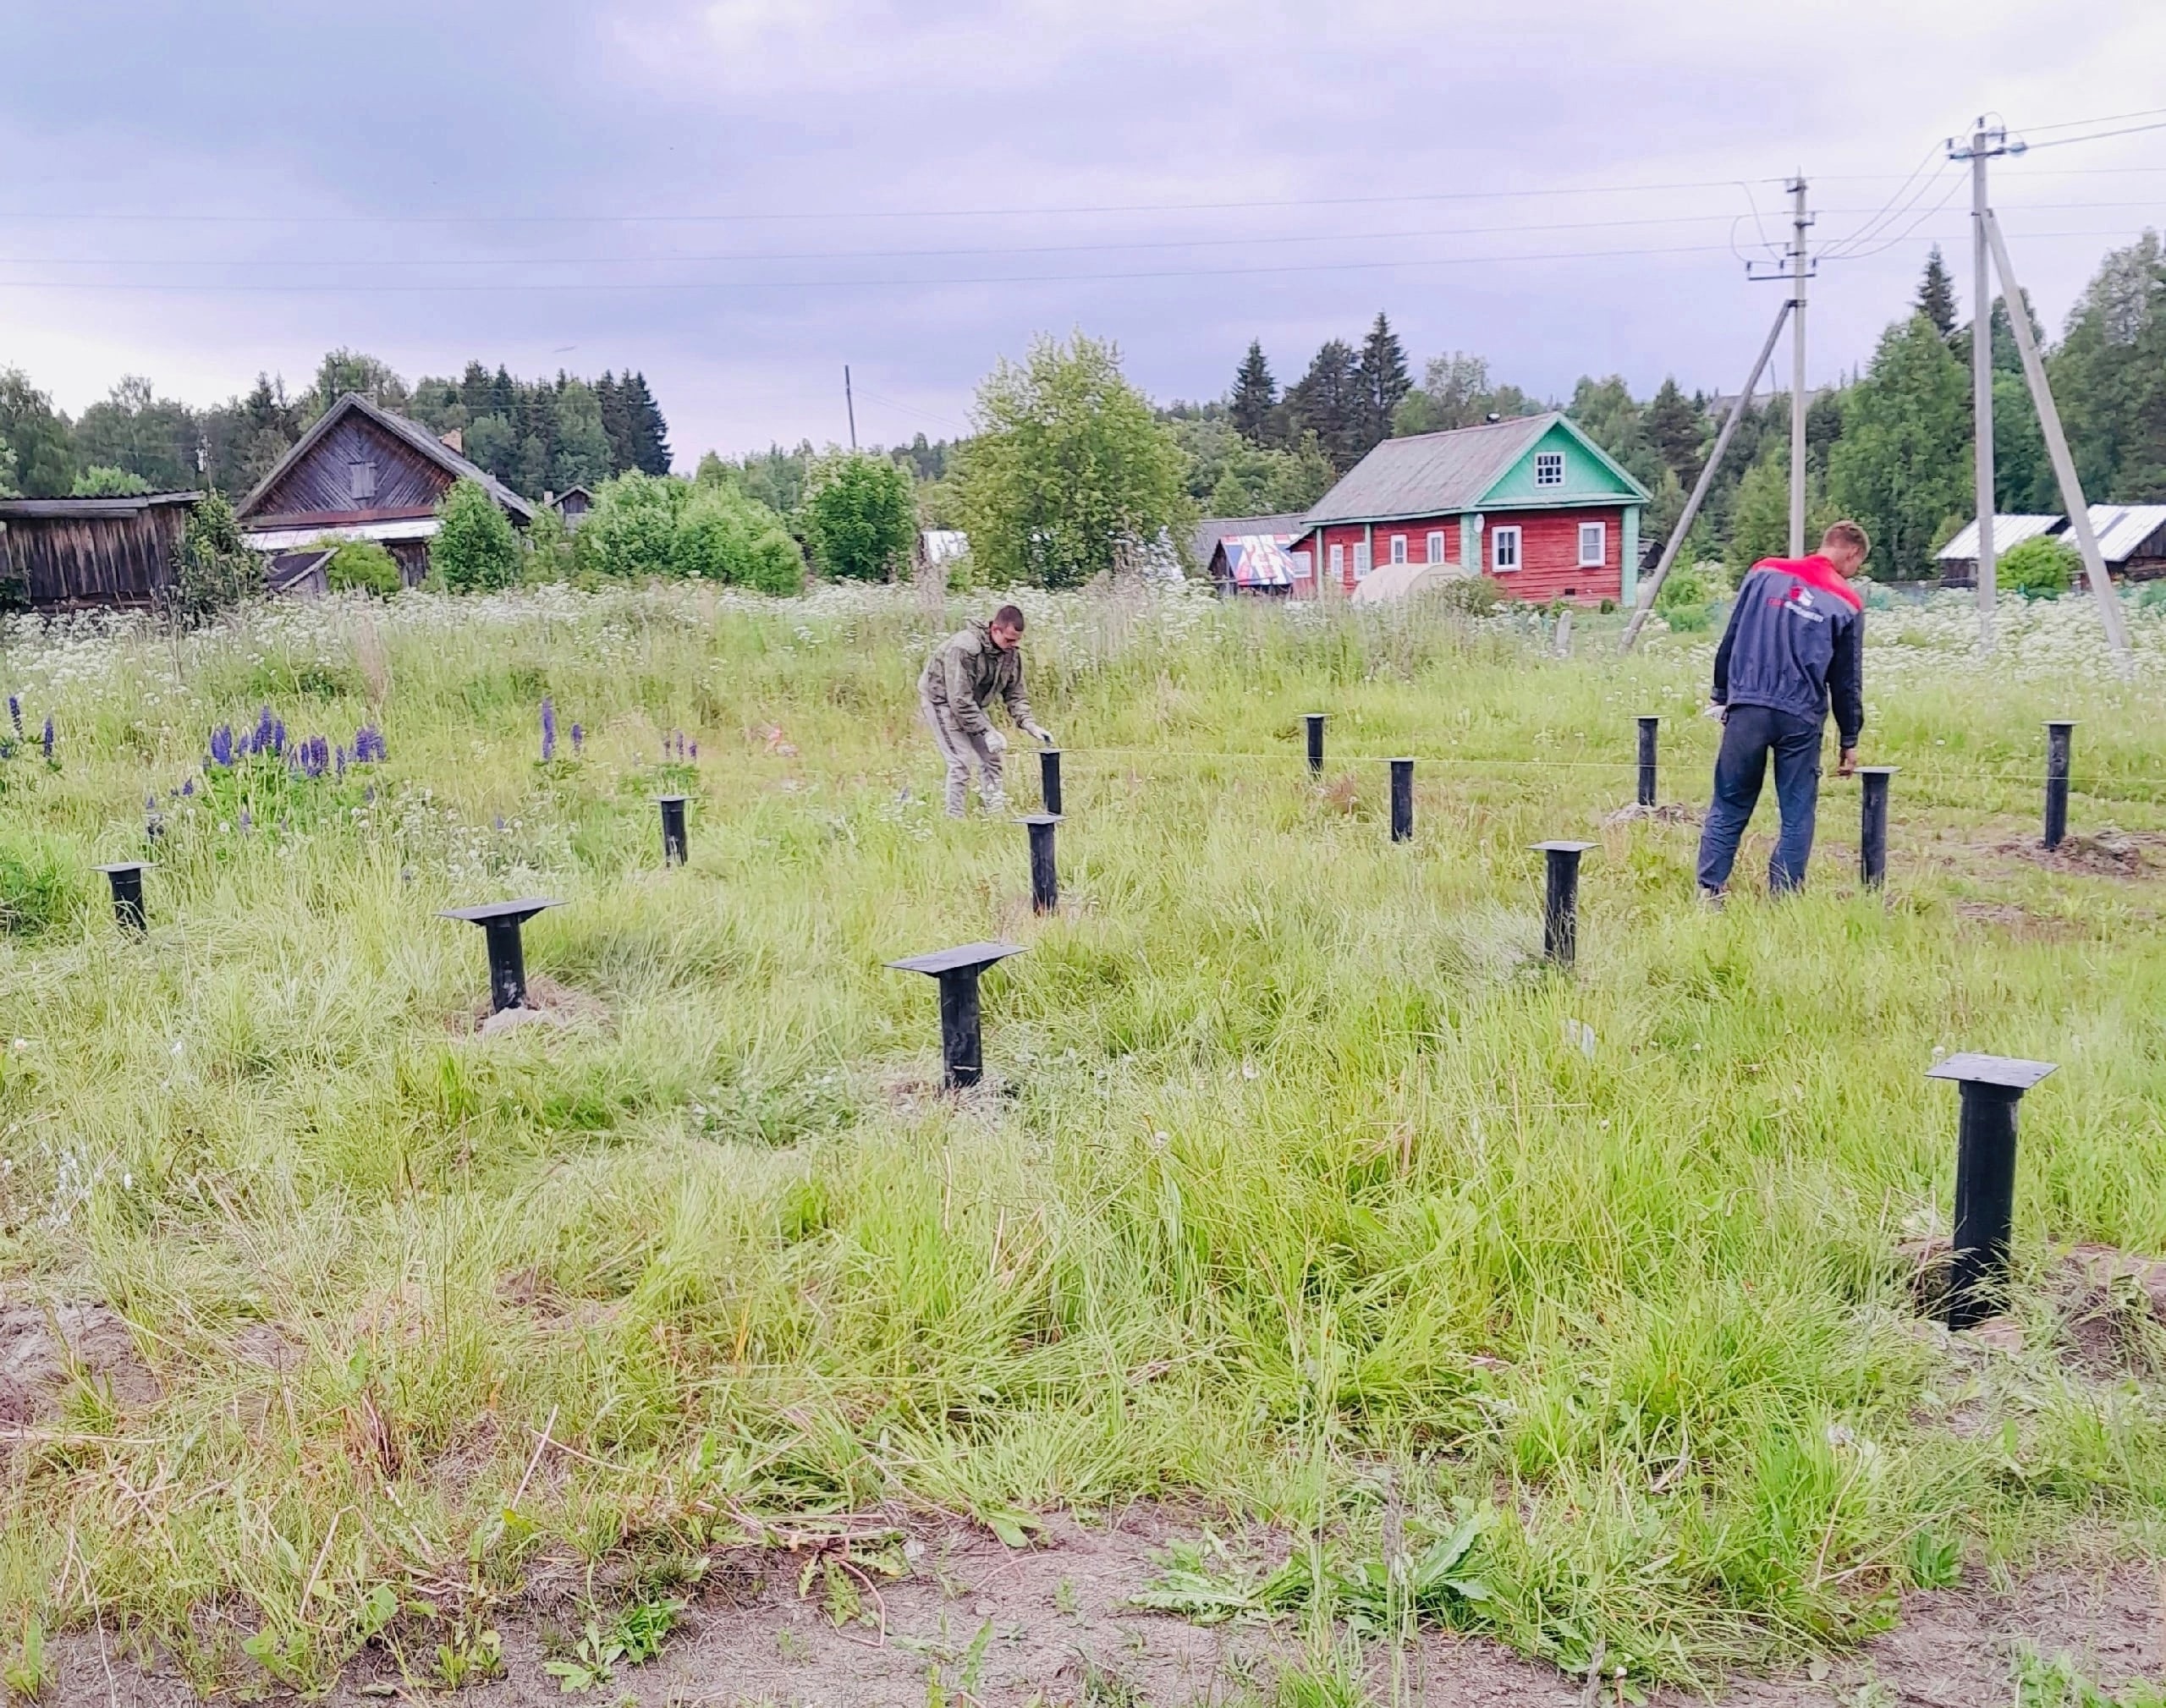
[349,459,377,503]
[1534,452,1564,487]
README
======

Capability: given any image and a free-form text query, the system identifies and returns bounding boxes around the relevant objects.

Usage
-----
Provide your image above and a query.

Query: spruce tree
[622,372,672,474]
[596,372,633,473]
[1229,341,1278,445]
[1353,312,1411,454]
[1918,245,1958,338]
[1284,340,1362,473]
[1644,377,1706,485]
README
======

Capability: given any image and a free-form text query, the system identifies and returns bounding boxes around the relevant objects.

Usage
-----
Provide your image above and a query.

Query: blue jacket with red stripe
[1712,555,1865,747]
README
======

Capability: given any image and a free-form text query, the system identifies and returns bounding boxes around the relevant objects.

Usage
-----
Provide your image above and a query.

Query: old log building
[0,491,202,609]
[236,392,532,585]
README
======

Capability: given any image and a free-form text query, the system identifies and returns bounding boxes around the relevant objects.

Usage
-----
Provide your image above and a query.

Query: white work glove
[983,728,1009,755]
[1024,722,1054,746]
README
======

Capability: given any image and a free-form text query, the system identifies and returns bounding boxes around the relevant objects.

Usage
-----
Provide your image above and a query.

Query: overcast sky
[5,0,2164,465]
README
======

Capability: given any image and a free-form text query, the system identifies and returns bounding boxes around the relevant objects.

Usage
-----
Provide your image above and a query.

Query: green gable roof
[1476,416,1650,508]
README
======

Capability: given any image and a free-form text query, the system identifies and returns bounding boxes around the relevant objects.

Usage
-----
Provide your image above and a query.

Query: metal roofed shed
[2087,504,2166,576]
[1935,514,2062,586]
[1188,511,1307,571]
[1205,530,1300,596]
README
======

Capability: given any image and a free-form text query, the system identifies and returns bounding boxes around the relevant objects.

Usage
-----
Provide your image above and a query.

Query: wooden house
[0,491,201,609]
[236,393,533,585]
[1287,413,1649,607]
[547,486,594,529]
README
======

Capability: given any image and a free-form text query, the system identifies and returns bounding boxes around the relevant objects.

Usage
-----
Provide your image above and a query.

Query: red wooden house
[1287,412,1649,607]
[236,393,533,585]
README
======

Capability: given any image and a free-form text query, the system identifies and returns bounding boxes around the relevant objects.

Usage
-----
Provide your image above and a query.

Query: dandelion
[41,717,53,760]
[541,696,556,763]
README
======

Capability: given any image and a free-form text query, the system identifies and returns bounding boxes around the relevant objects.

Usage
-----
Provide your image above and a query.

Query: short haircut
[1822,519,1871,558]
[992,604,1026,631]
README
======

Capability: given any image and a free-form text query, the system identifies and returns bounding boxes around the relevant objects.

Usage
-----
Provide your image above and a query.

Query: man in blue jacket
[1696,519,1871,900]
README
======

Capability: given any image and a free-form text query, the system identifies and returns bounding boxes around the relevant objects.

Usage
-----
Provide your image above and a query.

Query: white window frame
[1426,530,1446,564]
[1389,534,1407,565]
[1577,521,1606,567]
[1292,549,1313,582]
[1492,525,1522,572]
[1354,541,1372,579]
[1534,451,1564,488]
[1328,542,1344,579]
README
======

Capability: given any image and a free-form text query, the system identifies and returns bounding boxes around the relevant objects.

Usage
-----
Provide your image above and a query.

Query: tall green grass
[2,585,2164,1692]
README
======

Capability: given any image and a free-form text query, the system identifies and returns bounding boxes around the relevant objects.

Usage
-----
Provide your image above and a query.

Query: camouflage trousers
[921,694,1004,817]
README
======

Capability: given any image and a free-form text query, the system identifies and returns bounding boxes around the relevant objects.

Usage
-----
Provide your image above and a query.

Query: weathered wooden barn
[236,393,532,585]
[0,491,201,609]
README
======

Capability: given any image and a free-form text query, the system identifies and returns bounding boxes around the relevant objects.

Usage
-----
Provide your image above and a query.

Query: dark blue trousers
[1696,704,1825,893]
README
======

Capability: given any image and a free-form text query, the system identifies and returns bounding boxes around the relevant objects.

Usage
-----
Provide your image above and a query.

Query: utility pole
[1787,176,1812,555]
[1950,119,2009,649]
[1981,207,2131,667]
[844,365,858,451]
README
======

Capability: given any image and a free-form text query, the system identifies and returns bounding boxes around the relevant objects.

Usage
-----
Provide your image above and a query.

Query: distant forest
[5,225,2162,582]
[0,349,671,503]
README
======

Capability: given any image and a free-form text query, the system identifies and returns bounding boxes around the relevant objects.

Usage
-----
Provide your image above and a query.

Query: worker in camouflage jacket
[918,604,1053,817]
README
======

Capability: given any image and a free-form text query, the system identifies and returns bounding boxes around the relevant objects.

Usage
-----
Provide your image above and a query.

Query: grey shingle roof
[1302,415,1560,526]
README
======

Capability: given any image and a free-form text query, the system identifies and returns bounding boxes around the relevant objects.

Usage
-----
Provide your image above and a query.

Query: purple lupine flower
[335,745,347,780]
[365,784,376,805]
[570,722,583,755]
[238,808,251,831]
[6,695,19,737]
[494,815,507,832]
[253,706,274,755]
[41,717,53,760]
[272,719,287,756]
[541,696,556,763]
[689,740,698,760]
[181,777,195,797]
[210,723,234,767]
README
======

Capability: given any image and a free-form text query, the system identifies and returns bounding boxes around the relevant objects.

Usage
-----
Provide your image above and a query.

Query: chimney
[439,428,464,454]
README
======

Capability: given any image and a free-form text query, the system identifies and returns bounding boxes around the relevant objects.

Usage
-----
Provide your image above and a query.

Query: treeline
[0,349,671,503]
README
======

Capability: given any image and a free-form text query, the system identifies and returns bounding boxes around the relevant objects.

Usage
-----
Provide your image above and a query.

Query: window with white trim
[1328,543,1344,579]
[1492,526,1521,571]
[1577,521,1606,567]
[1534,452,1564,487]
[1389,535,1407,564]
[1354,541,1372,578]
[1426,530,1445,563]
[1292,550,1313,581]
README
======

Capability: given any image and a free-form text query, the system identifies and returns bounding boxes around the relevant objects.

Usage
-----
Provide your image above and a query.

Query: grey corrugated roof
[1935,514,2062,560]
[1188,512,1307,568]
[239,393,535,522]
[1301,415,1560,525]
[2088,503,2166,563]
[0,492,201,519]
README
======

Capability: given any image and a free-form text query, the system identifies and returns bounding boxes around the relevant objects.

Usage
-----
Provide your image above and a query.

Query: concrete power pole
[1951,119,2008,649]
[1788,176,1812,556]
[844,365,858,451]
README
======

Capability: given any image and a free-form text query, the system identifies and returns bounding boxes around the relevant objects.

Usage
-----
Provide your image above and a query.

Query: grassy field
[3,581,2166,1701]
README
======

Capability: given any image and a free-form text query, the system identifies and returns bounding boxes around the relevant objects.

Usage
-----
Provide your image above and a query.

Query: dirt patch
[1954,899,2084,940]
[0,1299,158,1430]
[1996,832,2156,879]
[37,1521,2166,1708]
[1895,1236,2166,1380]
[1605,801,1703,827]
[463,974,609,1037]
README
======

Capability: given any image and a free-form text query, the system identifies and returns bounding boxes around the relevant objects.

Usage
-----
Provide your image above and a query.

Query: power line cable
[2019,118,2166,151]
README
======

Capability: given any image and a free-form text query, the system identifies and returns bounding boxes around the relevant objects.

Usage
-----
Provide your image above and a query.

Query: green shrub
[577,472,804,593]
[0,830,86,936]
[72,464,151,497]
[1655,561,1719,631]
[322,538,401,597]
[2000,535,2077,600]
[431,479,522,592]
[1432,574,1499,616]
[173,491,260,619]
[800,452,913,581]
